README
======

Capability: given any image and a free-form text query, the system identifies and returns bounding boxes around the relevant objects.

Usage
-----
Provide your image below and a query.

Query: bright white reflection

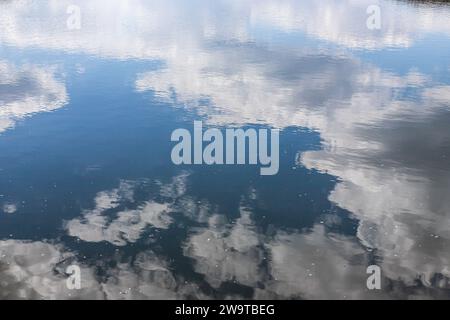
[1,0,450,60]
[0,61,68,134]
[65,174,190,246]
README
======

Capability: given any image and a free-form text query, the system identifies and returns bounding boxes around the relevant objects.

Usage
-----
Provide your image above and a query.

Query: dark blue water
[0,0,450,299]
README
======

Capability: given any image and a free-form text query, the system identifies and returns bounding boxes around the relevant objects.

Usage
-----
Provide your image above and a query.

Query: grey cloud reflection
[184,209,265,290]
[301,107,450,289]
[137,33,450,300]
[62,174,376,299]
[132,3,450,292]
[182,206,375,299]
[0,239,205,300]
[0,173,211,300]
[0,240,103,299]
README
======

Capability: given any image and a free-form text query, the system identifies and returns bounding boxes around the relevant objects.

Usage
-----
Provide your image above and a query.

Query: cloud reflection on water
[0,0,449,299]
[0,61,67,134]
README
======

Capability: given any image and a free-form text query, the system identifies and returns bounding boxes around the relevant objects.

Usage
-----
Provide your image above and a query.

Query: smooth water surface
[0,0,450,299]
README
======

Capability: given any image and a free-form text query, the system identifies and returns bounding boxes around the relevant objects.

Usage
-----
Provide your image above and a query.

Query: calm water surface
[0,0,450,299]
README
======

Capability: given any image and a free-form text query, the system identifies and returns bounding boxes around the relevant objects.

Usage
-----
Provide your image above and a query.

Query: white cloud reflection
[250,0,450,49]
[1,0,450,58]
[184,209,265,290]
[65,176,185,246]
[0,61,68,134]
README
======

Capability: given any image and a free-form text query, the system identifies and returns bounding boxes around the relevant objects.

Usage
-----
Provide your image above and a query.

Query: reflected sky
[0,0,450,299]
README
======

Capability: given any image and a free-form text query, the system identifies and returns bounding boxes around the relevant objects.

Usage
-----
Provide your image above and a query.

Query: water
[0,0,450,300]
